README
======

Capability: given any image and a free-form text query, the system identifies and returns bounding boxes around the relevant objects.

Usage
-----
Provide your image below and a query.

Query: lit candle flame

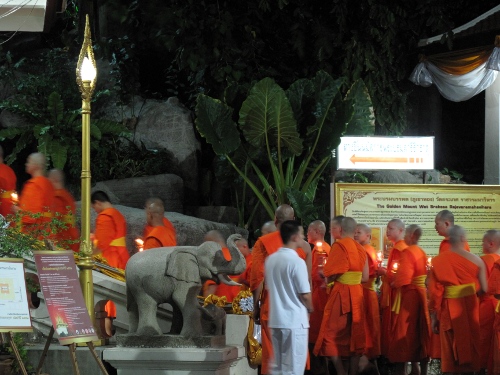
[135,238,144,252]
[427,256,432,267]
[11,192,18,204]
[377,251,383,262]
[316,241,323,250]
[392,262,398,271]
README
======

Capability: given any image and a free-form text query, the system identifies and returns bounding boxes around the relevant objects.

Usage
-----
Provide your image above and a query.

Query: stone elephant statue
[126,233,246,337]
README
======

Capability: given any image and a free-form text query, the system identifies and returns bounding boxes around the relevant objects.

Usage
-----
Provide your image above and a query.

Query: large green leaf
[285,187,320,224]
[286,78,314,125]
[239,77,302,156]
[47,92,64,125]
[4,131,33,164]
[45,139,68,169]
[195,94,241,155]
[344,79,375,135]
[0,127,24,140]
[94,119,130,137]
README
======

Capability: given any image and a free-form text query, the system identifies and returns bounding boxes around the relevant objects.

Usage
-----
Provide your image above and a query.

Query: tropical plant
[196,70,374,224]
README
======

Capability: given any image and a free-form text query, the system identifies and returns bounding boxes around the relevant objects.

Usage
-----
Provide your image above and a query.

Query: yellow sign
[333,183,500,255]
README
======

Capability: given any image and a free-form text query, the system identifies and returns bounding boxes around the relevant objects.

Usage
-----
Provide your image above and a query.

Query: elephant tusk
[218,274,241,286]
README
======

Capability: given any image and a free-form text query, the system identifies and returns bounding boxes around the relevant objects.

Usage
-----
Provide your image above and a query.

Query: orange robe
[380,239,407,356]
[428,251,481,373]
[0,163,16,218]
[439,238,470,253]
[479,253,500,370]
[144,225,176,249]
[362,244,381,359]
[53,188,80,252]
[314,237,366,357]
[143,217,176,246]
[309,242,331,344]
[388,244,430,362]
[18,176,55,237]
[250,231,307,374]
[487,259,500,375]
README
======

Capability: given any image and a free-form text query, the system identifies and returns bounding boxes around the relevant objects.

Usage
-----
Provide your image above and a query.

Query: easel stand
[6,331,29,375]
[36,327,109,375]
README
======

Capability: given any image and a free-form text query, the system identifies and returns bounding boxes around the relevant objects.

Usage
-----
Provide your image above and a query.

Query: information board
[0,258,32,332]
[337,136,434,170]
[34,251,98,345]
[333,183,500,255]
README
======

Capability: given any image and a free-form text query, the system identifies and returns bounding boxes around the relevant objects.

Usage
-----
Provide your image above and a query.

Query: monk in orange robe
[307,220,332,375]
[142,198,176,249]
[389,224,430,375]
[487,256,500,375]
[48,169,80,251]
[479,230,500,373]
[428,225,487,374]
[379,219,407,359]
[250,205,311,375]
[142,197,176,246]
[13,153,55,238]
[354,224,381,374]
[0,145,17,218]
[314,216,368,375]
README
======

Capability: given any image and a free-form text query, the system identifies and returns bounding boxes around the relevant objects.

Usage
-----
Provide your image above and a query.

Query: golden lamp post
[76,14,97,324]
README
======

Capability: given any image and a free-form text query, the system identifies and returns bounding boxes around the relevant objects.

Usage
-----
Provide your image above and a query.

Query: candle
[427,256,432,270]
[135,238,144,252]
[392,262,398,272]
[11,192,18,204]
[316,241,323,252]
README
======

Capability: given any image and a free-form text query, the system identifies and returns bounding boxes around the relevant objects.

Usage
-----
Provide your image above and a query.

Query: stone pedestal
[103,346,244,375]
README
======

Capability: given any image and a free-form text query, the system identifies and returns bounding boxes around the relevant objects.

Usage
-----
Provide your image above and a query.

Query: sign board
[0,258,32,332]
[34,251,98,345]
[333,183,500,255]
[337,136,434,170]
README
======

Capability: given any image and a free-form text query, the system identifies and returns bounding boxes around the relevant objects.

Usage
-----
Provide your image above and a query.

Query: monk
[354,224,381,374]
[479,230,500,374]
[435,210,470,253]
[143,197,176,246]
[487,255,500,375]
[389,225,430,375]
[379,219,407,359]
[0,145,16,218]
[236,238,252,287]
[250,205,311,375]
[307,220,332,375]
[13,153,55,238]
[428,225,487,374]
[47,169,80,251]
[314,216,368,375]
[143,198,176,249]
[203,230,244,302]
[261,221,277,236]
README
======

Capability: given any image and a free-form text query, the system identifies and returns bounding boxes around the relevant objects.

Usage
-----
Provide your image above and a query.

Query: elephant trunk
[216,234,246,275]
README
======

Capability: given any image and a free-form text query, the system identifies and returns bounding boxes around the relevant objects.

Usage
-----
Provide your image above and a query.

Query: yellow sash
[362,277,376,291]
[110,237,126,247]
[496,300,500,313]
[327,271,362,288]
[42,212,53,218]
[0,190,13,199]
[392,275,427,313]
[444,283,476,299]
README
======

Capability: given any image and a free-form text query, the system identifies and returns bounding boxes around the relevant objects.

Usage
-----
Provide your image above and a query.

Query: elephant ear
[165,249,200,284]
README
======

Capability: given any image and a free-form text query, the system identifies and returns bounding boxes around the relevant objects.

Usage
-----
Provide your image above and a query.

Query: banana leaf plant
[195,70,374,223]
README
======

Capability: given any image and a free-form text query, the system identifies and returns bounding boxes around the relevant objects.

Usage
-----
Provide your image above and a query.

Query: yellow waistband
[496,300,500,313]
[362,277,376,291]
[109,237,126,247]
[327,271,363,289]
[411,275,427,288]
[0,190,13,199]
[392,275,427,314]
[42,212,53,218]
[444,283,476,299]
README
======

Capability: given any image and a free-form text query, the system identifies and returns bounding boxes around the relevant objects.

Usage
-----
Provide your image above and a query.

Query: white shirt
[265,247,310,329]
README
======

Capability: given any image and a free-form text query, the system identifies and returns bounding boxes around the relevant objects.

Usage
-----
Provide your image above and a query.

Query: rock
[439,174,452,184]
[187,206,239,225]
[97,96,200,193]
[372,171,421,184]
[83,204,248,254]
[92,174,184,212]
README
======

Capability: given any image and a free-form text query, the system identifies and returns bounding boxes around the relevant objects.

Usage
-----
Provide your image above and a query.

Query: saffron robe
[313,237,366,357]
[428,251,481,373]
[479,253,500,369]
[143,217,176,246]
[205,247,241,302]
[53,188,80,252]
[0,163,16,217]
[144,225,176,250]
[250,231,306,374]
[95,207,129,270]
[388,244,430,362]
[309,241,331,343]
[380,239,407,357]
[18,176,55,237]
[487,259,500,375]
[362,244,381,359]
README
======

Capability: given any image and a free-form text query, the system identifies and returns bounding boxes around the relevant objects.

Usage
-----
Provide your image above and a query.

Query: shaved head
[261,221,277,235]
[356,223,371,235]
[26,152,46,176]
[484,230,500,244]
[309,220,326,235]
[204,230,226,247]
[275,204,295,226]
[482,230,500,254]
[29,153,46,168]
[405,224,422,242]
[48,169,65,189]
[235,238,250,256]
[448,225,466,246]
[388,219,405,230]
[436,210,454,225]
[331,215,345,226]
[340,217,357,236]
[146,197,165,215]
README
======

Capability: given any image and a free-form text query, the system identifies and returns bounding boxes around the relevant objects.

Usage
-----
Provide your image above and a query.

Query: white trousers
[270,327,308,375]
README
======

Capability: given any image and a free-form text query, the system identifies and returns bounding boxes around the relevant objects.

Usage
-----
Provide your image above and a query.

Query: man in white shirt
[265,220,313,375]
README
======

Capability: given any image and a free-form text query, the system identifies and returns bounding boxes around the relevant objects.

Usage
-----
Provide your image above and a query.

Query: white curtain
[409,46,500,102]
